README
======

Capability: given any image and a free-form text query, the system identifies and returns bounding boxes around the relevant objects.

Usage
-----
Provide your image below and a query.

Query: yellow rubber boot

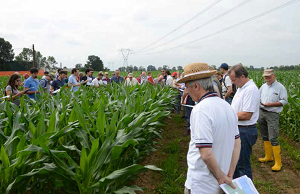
[259,141,273,163]
[271,145,282,172]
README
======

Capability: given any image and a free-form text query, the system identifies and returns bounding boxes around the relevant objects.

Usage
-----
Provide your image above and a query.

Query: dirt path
[135,114,300,194]
[252,138,300,194]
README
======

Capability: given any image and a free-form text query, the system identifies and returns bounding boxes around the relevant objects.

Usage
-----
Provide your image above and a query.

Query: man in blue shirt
[111,69,124,84]
[68,68,81,92]
[50,70,67,93]
[24,67,40,100]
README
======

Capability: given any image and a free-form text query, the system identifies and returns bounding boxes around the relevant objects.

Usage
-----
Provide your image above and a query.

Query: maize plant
[0,83,177,194]
[250,70,300,141]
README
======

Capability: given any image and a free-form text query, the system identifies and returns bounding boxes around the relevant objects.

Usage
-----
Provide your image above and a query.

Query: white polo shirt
[231,80,260,125]
[185,92,239,194]
[91,78,104,87]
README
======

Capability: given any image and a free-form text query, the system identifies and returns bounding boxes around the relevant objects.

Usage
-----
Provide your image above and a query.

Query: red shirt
[147,76,154,83]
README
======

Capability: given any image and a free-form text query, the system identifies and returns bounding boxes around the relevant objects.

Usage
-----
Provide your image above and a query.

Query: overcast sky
[1,0,299,70]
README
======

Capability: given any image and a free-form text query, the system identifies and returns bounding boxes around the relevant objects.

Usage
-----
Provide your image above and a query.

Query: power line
[136,0,253,54]
[133,0,223,53]
[118,49,133,68]
[140,0,300,55]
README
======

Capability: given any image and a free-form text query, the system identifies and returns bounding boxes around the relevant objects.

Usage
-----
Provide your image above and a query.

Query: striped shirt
[185,91,239,193]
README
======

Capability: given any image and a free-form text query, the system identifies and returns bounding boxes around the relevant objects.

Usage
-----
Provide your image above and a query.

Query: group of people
[3,67,183,104]
[178,63,287,194]
[4,63,288,193]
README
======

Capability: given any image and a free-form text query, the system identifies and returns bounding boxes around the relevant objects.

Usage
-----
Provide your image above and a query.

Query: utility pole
[108,62,115,71]
[32,44,36,68]
[118,49,133,69]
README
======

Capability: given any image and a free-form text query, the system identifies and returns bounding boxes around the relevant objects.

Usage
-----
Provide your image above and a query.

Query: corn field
[0,70,299,193]
[0,83,177,193]
[249,70,300,141]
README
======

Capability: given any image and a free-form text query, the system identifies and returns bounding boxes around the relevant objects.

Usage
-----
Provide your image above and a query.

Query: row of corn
[250,70,300,141]
[0,84,177,194]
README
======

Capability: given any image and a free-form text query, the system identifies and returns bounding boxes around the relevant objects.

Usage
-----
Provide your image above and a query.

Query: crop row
[0,84,177,194]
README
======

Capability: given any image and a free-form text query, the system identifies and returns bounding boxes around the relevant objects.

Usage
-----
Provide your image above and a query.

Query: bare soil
[135,114,300,194]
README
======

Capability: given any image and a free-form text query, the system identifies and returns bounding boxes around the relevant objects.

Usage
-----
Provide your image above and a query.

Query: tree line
[0,37,105,71]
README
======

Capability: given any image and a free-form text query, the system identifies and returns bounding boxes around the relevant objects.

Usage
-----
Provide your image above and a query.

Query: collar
[240,79,253,89]
[267,80,277,86]
[198,91,218,103]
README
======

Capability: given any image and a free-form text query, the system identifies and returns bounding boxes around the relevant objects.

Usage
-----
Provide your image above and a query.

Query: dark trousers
[233,125,258,180]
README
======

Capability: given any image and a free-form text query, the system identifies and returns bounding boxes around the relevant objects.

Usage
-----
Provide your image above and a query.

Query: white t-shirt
[185,94,239,193]
[231,80,260,125]
[222,74,232,96]
[86,76,93,86]
[166,75,173,87]
[125,77,139,86]
[91,78,103,87]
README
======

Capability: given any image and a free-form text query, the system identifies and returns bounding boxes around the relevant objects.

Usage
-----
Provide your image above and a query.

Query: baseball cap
[263,69,274,77]
[172,72,178,77]
[220,63,229,70]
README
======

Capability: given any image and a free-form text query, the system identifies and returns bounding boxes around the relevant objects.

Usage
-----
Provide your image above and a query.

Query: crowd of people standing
[3,63,288,193]
[179,62,287,194]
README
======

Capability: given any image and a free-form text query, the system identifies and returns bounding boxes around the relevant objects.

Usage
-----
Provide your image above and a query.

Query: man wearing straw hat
[258,69,287,172]
[178,63,241,194]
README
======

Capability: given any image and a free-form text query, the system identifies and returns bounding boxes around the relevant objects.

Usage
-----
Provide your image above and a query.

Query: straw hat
[177,63,216,83]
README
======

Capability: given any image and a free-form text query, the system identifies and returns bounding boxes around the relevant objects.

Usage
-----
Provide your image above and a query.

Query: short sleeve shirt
[222,74,232,95]
[111,76,124,84]
[68,74,79,92]
[91,78,103,87]
[24,76,40,99]
[5,85,20,96]
[51,78,65,91]
[231,80,260,125]
[185,92,239,193]
[259,80,288,113]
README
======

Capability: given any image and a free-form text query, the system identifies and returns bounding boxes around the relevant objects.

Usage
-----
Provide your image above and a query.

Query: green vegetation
[0,84,177,193]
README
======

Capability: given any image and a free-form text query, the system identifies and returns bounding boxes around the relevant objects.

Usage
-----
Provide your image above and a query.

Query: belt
[260,108,278,114]
[260,108,269,112]
[238,124,256,128]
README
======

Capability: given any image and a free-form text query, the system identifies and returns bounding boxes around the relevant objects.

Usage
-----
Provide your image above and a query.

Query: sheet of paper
[220,175,259,194]
[181,104,195,108]
[52,89,61,94]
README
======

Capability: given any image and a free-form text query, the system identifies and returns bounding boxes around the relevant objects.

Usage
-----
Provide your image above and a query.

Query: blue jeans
[225,97,232,105]
[233,125,258,180]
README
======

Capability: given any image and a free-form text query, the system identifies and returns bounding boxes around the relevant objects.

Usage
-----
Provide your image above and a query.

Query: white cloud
[0,0,299,69]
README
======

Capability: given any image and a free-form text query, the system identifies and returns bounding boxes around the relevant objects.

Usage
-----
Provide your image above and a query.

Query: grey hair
[187,77,215,91]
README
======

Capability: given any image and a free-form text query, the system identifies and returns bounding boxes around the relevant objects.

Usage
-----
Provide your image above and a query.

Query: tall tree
[86,55,104,71]
[75,63,83,69]
[177,66,183,70]
[162,65,169,70]
[47,56,58,70]
[172,67,176,71]
[15,48,33,62]
[138,66,146,71]
[0,37,14,70]
[126,65,133,72]
[133,66,138,71]
[147,65,156,71]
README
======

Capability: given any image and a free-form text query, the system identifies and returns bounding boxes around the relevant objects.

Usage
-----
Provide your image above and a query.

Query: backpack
[40,78,48,88]
[223,74,237,98]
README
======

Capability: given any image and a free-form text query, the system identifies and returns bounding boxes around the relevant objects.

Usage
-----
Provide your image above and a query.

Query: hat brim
[177,70,217,83]
[263,73,273,77]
